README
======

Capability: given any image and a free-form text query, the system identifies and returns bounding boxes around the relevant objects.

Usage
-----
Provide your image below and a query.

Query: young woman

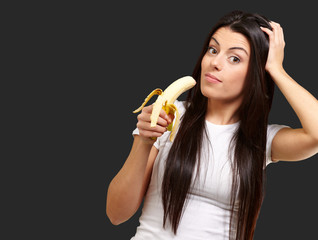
[106,11,318,240]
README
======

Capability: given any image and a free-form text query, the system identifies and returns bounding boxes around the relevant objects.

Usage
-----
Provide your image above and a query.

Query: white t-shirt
[131,101,288,240]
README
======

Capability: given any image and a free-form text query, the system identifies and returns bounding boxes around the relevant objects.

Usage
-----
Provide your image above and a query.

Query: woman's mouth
[205,73,222,84]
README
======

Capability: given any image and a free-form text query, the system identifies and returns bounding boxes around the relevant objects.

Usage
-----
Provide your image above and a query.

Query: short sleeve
[266,124,290,166]
[132,128,139,136]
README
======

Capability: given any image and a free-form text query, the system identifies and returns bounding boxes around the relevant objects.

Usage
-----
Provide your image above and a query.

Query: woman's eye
[229,56,240,63]
[207,47,217,55]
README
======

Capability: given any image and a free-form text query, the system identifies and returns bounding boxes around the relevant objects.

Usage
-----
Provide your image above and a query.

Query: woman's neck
[205,99,241,125]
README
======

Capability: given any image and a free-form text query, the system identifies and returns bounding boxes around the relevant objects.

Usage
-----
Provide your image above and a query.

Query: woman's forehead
[210,27,250,53]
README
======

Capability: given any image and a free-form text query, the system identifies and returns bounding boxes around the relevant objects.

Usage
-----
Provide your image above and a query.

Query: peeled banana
[133,76,196,141]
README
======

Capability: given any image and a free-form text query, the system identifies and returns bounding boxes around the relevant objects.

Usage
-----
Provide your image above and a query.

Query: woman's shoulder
[267,124,290,134]
[266,124,290,146]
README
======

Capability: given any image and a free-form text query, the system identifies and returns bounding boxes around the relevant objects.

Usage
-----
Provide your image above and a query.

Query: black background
[8,1,318,239]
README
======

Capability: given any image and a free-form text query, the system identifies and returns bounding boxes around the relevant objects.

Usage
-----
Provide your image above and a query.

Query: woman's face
[200,27,251,104]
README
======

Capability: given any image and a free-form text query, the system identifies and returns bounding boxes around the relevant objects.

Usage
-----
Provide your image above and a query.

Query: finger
[139,106,170,127]
[143,106,170,123]
[155,109,172,127]
[168,113,175,123]
[277,24,285,45]
[263,23,285,47]
[162,109,175,124]
[260,26,274,41]
[137,111,151,123]
[269,21,280,26]
[138,129,164,139]
[271,22,285,46]
[137,113,166,129]
[260,26,272,35]
[137,120,167,133]
[269,21,283,33]
[137,109,169,131]
[156,115,169,127]
[142,104,154,114]
[158,109,170,123]
[269,21,282,30]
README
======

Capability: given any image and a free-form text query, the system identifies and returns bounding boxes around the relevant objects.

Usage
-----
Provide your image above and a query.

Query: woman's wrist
[135,134,156,145]
[267,65,287,81]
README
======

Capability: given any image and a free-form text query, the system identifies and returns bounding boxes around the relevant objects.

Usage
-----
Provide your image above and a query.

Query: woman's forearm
[106,104,170,224]
[106,136,156,225]
[270,68,318,140]
[261,22,318,140]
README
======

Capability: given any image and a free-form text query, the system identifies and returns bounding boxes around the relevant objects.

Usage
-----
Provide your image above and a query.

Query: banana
[133,76,196,141]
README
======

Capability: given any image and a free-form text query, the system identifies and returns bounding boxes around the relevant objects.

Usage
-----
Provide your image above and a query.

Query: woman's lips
[205,73,222,83]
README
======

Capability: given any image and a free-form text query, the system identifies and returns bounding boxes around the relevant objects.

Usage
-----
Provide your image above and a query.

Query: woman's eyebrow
[211,37,219,46]
[211,37,249,56]
[229,47,249,56]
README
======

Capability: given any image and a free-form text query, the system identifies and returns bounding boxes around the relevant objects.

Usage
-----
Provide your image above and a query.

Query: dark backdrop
[10,1,318,239]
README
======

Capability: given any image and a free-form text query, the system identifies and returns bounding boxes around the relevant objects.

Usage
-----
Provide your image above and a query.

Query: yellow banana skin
[133,76,196,141]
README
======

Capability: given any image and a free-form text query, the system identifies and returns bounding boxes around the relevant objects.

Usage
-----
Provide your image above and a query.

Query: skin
[200,27,251,125]
[106,22,318,225]
[106,106,169,225]
[261,22,318,161]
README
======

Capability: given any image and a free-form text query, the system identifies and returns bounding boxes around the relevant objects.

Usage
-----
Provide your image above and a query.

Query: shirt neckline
[205,120,240,128]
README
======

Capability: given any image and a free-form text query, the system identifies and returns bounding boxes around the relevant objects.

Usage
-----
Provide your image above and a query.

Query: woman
[106,11,318,240]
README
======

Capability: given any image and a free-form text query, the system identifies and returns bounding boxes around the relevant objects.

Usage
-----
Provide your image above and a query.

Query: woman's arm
[262,22,318,162]
[106,137,158,225]
[106,105,172,225]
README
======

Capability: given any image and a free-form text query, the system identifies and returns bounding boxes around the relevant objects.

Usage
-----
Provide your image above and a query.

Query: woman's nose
[210,55,222,71]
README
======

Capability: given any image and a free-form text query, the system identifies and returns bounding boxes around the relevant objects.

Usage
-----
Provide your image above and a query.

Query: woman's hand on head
[136,105,174,144]
[261,21,286,74]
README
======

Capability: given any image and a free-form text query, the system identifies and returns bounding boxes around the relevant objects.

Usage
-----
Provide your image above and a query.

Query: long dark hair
[162,11,274,240]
